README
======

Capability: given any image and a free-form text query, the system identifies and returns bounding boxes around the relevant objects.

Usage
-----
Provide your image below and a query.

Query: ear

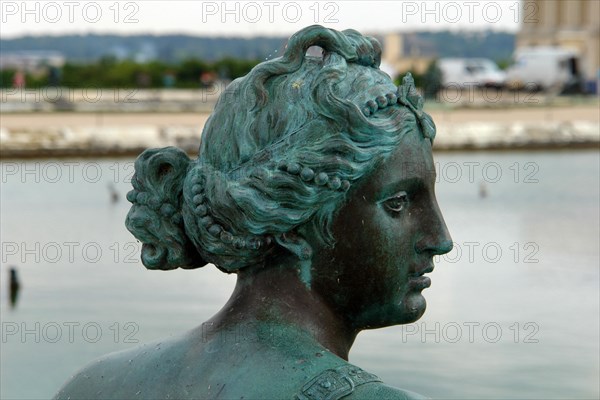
[275,231,313,289]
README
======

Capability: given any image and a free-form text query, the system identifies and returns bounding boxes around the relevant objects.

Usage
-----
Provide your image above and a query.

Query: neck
[203,260,357,360]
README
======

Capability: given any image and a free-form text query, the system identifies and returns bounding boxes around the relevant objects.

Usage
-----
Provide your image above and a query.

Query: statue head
[125,25,451,329]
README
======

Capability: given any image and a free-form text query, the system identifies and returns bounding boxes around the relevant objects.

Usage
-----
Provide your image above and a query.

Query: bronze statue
[55,25,452,399]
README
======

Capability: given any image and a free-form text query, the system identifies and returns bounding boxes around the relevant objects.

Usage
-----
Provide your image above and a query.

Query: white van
[438,58,506,88]
[506,47,581,91]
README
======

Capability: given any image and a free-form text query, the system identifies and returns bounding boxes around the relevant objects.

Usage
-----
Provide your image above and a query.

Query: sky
[0,0,523,38]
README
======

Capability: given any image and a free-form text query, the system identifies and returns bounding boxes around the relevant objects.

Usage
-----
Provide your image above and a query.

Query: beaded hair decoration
[361,73,436,141]
[183,161,351,255]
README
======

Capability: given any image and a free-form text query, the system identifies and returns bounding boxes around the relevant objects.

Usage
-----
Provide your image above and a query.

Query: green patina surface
[55,25,451,400]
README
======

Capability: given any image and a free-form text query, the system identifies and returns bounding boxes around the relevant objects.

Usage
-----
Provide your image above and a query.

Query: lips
[408,264,434,290]
[410,264,434,278]
[409,276,431,290]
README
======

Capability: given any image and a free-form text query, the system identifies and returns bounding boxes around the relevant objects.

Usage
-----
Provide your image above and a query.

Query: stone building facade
[517,0,599,83]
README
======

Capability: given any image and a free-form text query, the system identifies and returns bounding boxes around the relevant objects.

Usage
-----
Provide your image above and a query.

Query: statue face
[311,130,452,330]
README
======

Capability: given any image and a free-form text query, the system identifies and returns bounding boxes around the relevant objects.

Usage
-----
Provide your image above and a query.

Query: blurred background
[1,1,598,399]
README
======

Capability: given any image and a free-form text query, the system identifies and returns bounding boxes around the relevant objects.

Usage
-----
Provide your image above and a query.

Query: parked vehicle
[437,58,506,88]
[506,47,582,92]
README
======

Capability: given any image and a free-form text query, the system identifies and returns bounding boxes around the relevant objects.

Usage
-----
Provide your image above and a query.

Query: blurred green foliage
[394,60,442,100]
[0,57,260,89]
[496,58,512,70]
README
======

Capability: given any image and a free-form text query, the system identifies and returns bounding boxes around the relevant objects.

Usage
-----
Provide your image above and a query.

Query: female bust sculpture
[56,25,452,400]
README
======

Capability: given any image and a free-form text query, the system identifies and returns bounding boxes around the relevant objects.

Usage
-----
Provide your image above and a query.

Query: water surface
[1,151,598,399]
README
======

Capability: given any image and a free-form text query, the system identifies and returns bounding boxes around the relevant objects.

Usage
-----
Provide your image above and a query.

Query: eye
[383,192,409,213]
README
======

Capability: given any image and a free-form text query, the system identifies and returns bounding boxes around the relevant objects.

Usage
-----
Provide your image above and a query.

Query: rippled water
[1,150,598,399]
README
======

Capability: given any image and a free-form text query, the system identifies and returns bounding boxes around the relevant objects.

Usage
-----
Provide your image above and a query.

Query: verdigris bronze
[55,25,452,400]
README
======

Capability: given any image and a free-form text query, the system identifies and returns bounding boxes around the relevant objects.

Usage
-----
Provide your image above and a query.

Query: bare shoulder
[53,336,187,399]
[53,348,135,399]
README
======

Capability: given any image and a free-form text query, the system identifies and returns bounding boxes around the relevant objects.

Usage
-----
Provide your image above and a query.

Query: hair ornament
[396,73,436,140]
[187,169,272,249]
[360,73,436,141]
[277,162,350,192]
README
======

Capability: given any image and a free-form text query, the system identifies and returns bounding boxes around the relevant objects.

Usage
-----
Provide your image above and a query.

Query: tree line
[0,56,261,89]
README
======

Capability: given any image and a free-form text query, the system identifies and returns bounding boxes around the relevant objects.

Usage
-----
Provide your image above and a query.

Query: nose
[415,198,453,256]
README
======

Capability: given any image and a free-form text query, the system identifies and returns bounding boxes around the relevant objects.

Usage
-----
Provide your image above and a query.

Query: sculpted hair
[126,25,435,280]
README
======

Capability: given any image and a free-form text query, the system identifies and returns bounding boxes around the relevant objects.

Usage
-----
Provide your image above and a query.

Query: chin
[358,294,427,329]
[399,292,427,324]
